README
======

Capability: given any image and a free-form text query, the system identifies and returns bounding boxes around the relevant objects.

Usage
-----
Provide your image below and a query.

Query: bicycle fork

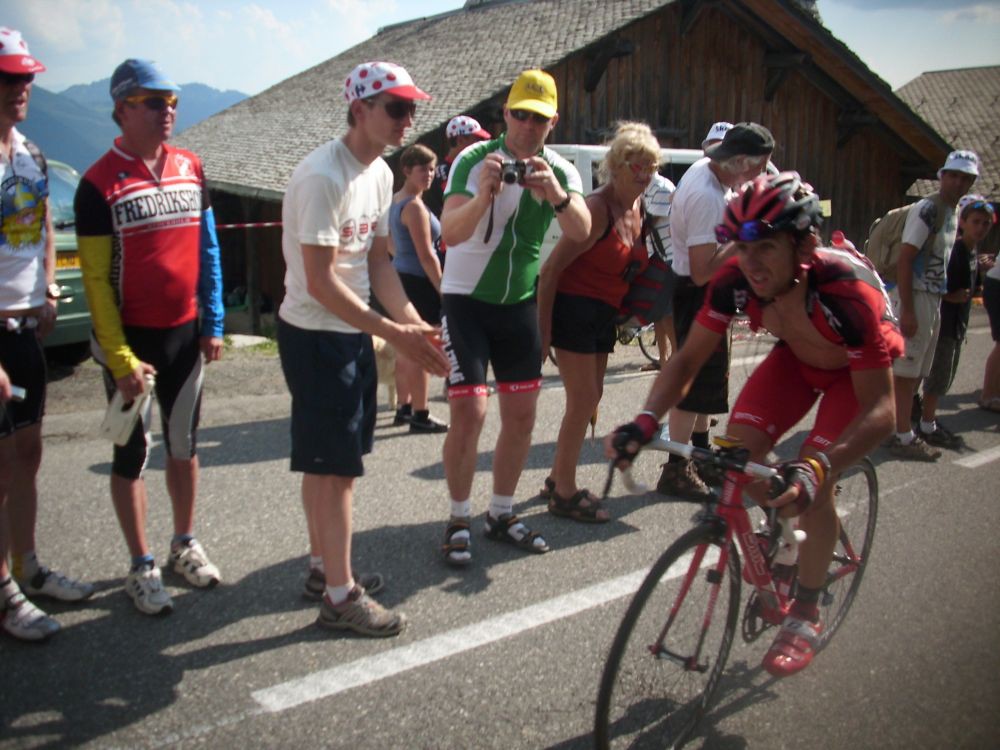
[650,534,730,673]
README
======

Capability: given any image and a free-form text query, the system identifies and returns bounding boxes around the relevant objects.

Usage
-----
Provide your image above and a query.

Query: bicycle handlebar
[648,438,778,481]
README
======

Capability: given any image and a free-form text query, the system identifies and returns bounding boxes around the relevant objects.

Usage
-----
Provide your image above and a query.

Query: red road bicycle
[594,438,878,749]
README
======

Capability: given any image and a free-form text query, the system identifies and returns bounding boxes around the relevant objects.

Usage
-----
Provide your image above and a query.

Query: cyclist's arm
[822,366,895,476]
[440,153,502,247]
[640,321,722,419]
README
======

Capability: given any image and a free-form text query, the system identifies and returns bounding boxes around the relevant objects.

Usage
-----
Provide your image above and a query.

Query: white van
[540,144,704,262]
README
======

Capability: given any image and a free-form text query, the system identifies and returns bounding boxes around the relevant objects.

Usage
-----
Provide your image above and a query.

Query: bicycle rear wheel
[636,325,659,364]
[817,458,878,647]
[595,525,741,749]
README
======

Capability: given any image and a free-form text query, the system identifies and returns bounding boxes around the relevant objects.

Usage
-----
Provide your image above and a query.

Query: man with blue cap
[74,59,225,617]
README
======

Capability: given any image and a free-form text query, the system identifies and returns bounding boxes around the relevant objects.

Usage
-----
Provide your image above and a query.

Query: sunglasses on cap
[0,72,35,86]
[366,97,418,120]
[962,200,995,215]
[715,220,780,245]
[124,93,179,111]
[510,109,551,125]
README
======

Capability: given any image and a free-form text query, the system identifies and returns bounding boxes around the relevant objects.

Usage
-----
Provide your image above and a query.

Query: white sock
[326,580,355,605]
[896,430,915,445]
[920,420,936,434]
[488,494,514,520]
[309,556,324,572]
[450,499,471,518]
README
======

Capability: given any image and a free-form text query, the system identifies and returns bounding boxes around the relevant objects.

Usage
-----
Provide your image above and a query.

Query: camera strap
[484,193,496,243]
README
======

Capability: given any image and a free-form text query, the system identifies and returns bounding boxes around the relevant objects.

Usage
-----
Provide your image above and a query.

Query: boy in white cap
[278,61,448,636]
[1,27,93,642]
[888,149,980,461]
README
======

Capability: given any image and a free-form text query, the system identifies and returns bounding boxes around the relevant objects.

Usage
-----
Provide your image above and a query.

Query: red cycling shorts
[728,344,858,453]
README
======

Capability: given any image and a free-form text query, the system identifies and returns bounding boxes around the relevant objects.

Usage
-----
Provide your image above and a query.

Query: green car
[44,159,92,361]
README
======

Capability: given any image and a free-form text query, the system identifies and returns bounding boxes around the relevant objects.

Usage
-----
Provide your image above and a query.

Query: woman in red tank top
[537,121,660,522]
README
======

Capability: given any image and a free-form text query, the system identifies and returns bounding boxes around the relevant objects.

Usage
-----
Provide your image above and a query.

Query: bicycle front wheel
[636,325,659,364]
[818,457,878,647]
[595,525,741,750]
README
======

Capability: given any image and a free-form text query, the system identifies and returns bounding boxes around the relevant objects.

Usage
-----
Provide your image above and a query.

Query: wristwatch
[45,283,62,300]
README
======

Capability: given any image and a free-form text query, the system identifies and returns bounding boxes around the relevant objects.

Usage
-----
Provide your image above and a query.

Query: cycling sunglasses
[715,220,780,244]
[510,109,551,125]
[0,72,35,85]
[368,98,417,120]
[124,93,179,111]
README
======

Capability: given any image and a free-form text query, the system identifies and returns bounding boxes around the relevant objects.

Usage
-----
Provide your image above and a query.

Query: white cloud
[941,3,1000,23]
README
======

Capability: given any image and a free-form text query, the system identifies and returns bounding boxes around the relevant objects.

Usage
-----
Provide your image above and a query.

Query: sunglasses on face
[510,109,551,125]
[627,161,658,178]
[0,72,35,86]
[367,98,417,120]
[715,220,779,245]
[124,93,179,111]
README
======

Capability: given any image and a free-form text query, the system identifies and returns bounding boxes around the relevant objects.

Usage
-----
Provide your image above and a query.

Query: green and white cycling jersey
[441,133,583,304]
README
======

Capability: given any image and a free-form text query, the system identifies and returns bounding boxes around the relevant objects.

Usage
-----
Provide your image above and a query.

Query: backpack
[617,202,671,326]
[863,193,947,284]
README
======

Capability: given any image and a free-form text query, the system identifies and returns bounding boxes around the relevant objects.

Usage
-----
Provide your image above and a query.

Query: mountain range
[19,79,246,172]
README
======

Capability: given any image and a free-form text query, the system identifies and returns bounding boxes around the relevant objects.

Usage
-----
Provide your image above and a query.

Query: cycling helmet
[717,171,823,243]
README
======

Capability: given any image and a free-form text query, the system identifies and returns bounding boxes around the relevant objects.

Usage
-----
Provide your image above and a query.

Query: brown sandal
[548,489,610,524]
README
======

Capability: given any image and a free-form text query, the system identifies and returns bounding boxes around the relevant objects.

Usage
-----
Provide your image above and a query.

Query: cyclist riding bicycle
[607,171,902,677]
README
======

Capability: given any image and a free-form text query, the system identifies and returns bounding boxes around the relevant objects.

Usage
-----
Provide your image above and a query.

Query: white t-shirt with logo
[280,138,391,333]
[668,157,729,278]
[900,195,958,295]
[0,127,48,311]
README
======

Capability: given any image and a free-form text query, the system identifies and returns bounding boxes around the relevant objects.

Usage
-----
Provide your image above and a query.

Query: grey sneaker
[125,564,173,616]
[656,459,714,500]
[302,568,384,601]
[1,589,60,641]
[18,566,95,602]
[887,435,941,462]
[168,539,221,588]
[317,585,406,637]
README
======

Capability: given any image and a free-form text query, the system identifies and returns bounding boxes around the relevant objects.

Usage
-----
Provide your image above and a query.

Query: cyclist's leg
[796,370,859,590]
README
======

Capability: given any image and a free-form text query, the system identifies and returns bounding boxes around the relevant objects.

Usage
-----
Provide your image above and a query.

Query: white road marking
[955,444,1000,469]
[253,549,715,713]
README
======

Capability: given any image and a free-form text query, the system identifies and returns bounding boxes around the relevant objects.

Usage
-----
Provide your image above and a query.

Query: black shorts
[441,295,542,396]
[672,275,729,414]
[0,326,46,438]
[399,272,442,326]
[551,292,617,354]
[277,317,376,477]
[94,320,203,479]
[984,276,1000,342]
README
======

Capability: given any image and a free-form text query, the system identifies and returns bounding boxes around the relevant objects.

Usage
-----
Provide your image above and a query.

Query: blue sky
[7,0,1000,95]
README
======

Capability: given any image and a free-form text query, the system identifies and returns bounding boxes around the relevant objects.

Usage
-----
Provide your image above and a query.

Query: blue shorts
[277,317,376,477]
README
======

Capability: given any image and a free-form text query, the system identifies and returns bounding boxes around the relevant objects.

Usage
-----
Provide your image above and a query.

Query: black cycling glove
[611,412,660,464]
[774,456,828,513]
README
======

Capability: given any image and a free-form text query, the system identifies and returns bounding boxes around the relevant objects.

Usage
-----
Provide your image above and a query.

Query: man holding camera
[437,69,590,566]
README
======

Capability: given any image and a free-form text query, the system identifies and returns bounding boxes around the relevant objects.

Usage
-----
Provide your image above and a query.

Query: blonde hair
[598,121,660,184]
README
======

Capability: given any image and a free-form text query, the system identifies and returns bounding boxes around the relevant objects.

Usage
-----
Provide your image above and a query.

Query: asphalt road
[2,309,998,749]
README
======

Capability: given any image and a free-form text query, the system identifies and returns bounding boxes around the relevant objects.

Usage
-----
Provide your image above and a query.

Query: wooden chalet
[174,0,953,331]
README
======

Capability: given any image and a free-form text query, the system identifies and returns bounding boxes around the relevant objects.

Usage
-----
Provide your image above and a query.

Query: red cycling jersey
[695,248,904,370]
[75,138,210,329]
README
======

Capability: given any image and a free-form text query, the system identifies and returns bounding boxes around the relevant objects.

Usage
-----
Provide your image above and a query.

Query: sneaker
[887,435,941,462]
[125,565,173,616]
[1,589,60,641]
[409,413,449,434]
[918,422,963,449]
[393,405,412,426]
[656,459,713,500]
[317,586,406,637]
[168,539,221,588]
[18,566,95,602]
[762,614,823,678]
[302,568,385,601]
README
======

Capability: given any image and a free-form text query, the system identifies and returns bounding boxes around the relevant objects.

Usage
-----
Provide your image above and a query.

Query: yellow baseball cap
[506,69,557,119]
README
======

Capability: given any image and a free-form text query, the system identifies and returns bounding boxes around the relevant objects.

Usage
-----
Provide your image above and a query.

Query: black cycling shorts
[441,294,542,396]
[0,327,46,438]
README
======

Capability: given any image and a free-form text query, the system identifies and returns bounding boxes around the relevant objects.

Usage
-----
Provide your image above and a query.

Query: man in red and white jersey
[609,172,900,678]
[75,59,225,617]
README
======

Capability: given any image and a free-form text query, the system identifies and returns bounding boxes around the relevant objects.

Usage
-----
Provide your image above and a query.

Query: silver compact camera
[500,159,528,185]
